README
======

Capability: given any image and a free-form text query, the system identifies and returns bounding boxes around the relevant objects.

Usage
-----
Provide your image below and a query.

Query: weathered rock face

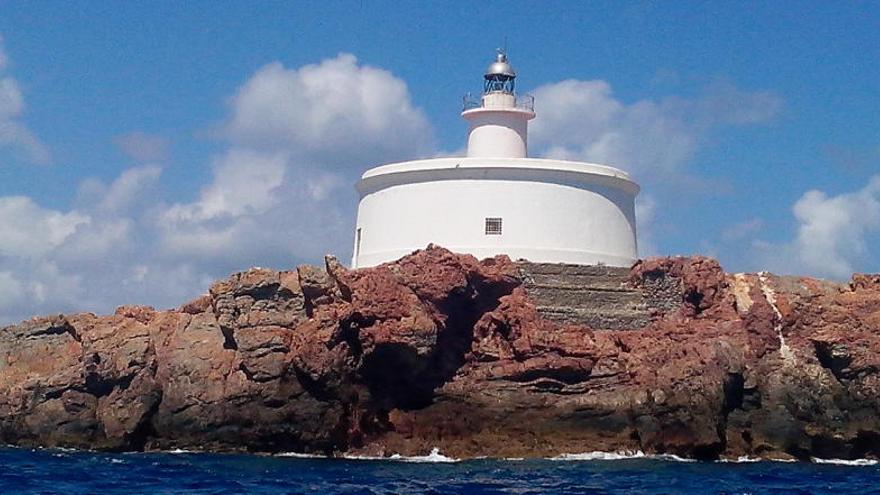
[0,246,878,460]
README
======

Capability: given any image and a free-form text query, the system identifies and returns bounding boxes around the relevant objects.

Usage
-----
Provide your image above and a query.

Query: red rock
[0,247,878,461]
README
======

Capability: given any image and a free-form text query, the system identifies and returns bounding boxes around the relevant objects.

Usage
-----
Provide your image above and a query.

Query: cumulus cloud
[0,51,796,324]
[0,272,23,309]
[222,54,434,169]
[528,76,782,264]
[0,196,89,258]
[754,176,880,279]
[156,148,349,266]
[0,195,91,321]
[163,150,286,223]
[156,149,291,261]
[0,165,208,322]
[529,78,781,180]
[0,54,430,324]
[154,53,433,268]
[115,131,170,162]
[0,37,50,164]
[76,164,163,215]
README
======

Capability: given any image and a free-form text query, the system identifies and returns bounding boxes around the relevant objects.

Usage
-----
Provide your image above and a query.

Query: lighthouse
[351,51,639,269]
[462,51,535,158]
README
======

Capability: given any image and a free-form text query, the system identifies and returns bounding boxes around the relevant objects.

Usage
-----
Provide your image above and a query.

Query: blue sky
[0,2,878,322]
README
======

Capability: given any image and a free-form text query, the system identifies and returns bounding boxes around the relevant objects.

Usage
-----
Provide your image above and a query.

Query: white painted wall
[462,93,534,158]
[463,111,530,158]
[351,158,639,268]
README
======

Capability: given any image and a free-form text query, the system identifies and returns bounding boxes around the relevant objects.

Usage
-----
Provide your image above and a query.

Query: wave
[166,448,197,454]
[812,458,879,466]
[554,452,873,465]
[718,456,763,463]
[552,451,647,461]
[552,451,697,463]
[652,453,698,463]
[343,448,459,463]
[32,444,877,466]
[719,456,878,465]
[389,448,459,463]
[276,452,327,459]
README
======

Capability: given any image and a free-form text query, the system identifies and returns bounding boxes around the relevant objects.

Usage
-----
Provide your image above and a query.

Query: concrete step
[536,305,651,330]
[523,273,630,290]
[523,285,647,310]
[519,263,632,277]
[517,261,650,330]
[519,262,634,290]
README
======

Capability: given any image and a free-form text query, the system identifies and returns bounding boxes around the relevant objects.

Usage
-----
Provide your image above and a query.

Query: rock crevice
[0,246,878,461]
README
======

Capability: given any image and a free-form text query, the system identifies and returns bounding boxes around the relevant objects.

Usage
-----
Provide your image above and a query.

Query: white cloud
[155,148,349,265]
[222,54,434,169]
[154,54,434,268]
[76,164,163,215]
[115,131,169,162]
[0,37,50,165]
[0,52,794,325]
[0,271,23,308]
[55,219,132,262]
[305,173,345,201]
[163,149,286,223]
[0,169,199,322]
[0,54,431,324]
[529,77,782,262]
[529,78,781,180]
[754,176,880,279]
[0,261,83,323]
[0,196,89,258]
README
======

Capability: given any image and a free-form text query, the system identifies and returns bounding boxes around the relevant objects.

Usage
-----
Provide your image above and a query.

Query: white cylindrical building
[462,54,535,158]
[351,52,639,269]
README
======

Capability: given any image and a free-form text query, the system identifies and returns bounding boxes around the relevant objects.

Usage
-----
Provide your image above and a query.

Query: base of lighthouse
[351,157,639,269]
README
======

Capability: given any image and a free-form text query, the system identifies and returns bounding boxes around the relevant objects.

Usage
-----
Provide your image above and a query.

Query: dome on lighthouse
[350,52,640,269]
[485,51,516,78]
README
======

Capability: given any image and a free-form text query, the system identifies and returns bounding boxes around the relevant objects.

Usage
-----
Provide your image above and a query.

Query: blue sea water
[1,447,879,494]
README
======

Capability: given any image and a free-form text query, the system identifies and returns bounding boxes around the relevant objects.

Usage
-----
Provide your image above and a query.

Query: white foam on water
[551,451,647,461]
[342,447,458,463]
[812,457,879,466]
[276,452,327,459]
[718,456,763,463]
[650,453,697,463]
[389,448,459,463]
[167,448,196,454]
[552,451,703,463]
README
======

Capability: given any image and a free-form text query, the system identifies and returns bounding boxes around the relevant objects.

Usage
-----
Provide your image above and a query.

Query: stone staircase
[517,262,652,330]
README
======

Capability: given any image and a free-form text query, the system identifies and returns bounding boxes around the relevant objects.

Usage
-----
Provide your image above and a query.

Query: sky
[0,2,878,323]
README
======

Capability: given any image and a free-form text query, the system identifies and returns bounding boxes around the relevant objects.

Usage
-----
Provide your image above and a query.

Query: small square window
[485,217,502,235]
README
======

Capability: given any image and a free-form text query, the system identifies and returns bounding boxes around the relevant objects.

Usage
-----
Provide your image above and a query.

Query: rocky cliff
[1,246,879,461]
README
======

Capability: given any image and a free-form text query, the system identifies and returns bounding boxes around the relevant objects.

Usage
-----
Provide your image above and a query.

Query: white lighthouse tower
[351,51,639,269]
[462,52,535,158]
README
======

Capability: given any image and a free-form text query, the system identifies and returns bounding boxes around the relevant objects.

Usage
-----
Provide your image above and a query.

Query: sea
[2,447,879,494]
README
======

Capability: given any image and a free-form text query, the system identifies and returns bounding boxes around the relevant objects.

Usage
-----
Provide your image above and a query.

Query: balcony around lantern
[462,92,535,112]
